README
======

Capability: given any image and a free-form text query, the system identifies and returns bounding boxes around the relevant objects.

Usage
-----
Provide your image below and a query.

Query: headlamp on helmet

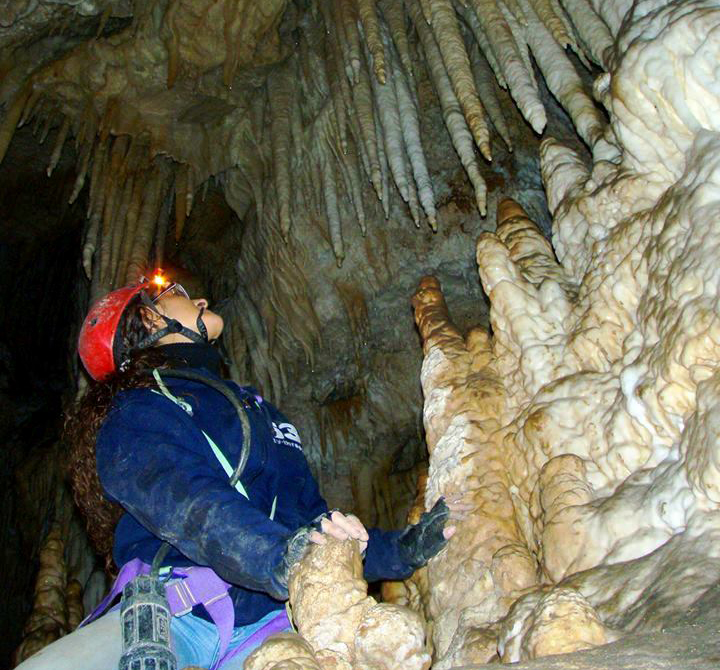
[78,271,205,381]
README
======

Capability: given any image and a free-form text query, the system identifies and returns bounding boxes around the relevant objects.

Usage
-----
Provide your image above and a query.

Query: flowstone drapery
[408,1,720,665]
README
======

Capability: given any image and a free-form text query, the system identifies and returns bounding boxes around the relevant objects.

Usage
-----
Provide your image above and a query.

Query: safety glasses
[151,282,190,303]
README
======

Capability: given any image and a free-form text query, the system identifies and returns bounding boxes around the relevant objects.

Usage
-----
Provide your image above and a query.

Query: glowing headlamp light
[141,270,189,303]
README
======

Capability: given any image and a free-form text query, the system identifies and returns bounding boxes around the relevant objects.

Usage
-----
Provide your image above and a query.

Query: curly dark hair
[65,295,170,572]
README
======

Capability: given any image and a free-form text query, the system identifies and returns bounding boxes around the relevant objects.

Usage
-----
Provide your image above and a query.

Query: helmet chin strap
[136,293,210,349]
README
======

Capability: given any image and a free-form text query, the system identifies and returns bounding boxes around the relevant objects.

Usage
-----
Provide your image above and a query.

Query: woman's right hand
[309,511,369,554]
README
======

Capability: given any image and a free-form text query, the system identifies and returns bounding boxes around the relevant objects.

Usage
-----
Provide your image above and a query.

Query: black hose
[149,368,252,490]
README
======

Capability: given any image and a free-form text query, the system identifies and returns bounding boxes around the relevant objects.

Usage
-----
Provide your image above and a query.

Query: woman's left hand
[309,511,370,554]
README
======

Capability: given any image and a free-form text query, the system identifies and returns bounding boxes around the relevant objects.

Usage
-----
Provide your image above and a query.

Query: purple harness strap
[220,609,291,666]
[81,560,249,670]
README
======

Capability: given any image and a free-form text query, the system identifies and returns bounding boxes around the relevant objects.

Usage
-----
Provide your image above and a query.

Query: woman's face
[151,290,224,343]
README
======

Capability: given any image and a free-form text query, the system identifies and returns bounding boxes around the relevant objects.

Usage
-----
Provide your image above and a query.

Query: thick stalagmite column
[411,276,536,665]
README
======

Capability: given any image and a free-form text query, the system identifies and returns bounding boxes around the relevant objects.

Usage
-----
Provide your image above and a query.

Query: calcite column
[411,275,536,665]
[249,538,430,670]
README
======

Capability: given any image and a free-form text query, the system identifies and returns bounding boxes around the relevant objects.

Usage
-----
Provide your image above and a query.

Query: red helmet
[78,281,151,381]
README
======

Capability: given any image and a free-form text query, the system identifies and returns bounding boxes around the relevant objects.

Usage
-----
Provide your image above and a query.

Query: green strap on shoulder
[151,370,277,518]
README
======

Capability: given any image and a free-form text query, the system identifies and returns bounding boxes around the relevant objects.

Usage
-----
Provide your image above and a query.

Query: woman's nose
[194,298,208,309]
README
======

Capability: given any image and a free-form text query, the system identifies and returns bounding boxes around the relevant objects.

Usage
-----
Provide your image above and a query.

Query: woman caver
[17,275,462,670]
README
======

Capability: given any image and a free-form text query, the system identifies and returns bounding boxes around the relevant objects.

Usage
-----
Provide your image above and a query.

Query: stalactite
[174,162,189,242]
[409,0,487,214]
[165,0,181,88]
[560,0,613,68]
[46,115,70,177]
[38,109,56,144]
[108,173,136,286]
[116,172,146,287]
[367,41,411,203]
[86,139,109,221]
[529,0,590,68]
[358,0,387,83]
[468,0,546,133]
[154,181,173,268]
[353,63,384,199]
[519,0,605,147]
[385,24,437,229]
[380,0,415,83]
[322,17,351,156]
[499,2,535,90]
[19,88,43,127]
[0,86,31,165]
[98,135,130,288]
[320,153,345,266]
[82,211,101,280]
[340,0,363,83]
[374,98,392,218]
[427,0,492,160]
[455,3,508,90]
[126,163,166,283]
[69,138,93,204]
[468,42,513,151]
[268,62,296,240]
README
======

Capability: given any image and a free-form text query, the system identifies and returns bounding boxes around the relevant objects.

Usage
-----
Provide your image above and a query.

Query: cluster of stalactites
[0,87,203,298]
[264,0,613,265]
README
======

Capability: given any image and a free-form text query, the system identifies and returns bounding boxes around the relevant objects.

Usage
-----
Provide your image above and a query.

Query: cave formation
[1,0,720,668]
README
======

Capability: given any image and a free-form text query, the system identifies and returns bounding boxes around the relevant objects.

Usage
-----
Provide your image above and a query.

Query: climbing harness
[83,368,283,669]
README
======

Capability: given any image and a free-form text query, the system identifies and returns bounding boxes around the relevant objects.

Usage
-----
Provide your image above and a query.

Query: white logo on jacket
[272,422,303,450]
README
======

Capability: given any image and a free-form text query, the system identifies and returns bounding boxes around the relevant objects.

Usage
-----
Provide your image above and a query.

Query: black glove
[270,510,336,599]
[397,497,450,570]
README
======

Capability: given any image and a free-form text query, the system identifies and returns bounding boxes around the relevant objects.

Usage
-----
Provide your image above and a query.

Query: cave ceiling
[0,0,593,513]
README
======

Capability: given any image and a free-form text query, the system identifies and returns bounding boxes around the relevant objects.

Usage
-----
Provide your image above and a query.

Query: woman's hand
[440,492,474,540]
[309,511,370,554]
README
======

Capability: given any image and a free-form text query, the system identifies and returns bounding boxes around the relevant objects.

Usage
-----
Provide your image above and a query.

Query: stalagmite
[468,0,546,133]
[410,4,720,666]
[245,633,322,669]
[411,276,536,662]
[519,0,605,147]
[13,524,68,665]
[357,0,387,83]
[409,0,487,214]
[427,0,491,160]
[286,539,430,669]
[498,588,616,662]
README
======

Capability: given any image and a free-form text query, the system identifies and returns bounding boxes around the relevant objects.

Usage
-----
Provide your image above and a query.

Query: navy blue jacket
[96,364,415,626]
